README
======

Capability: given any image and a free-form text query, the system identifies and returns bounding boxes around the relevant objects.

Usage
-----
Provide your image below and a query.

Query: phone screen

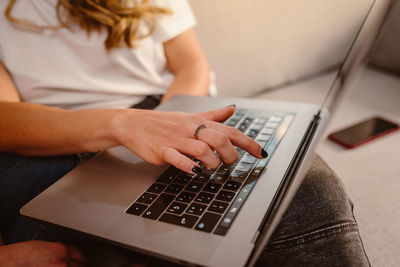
[328,117,399,148]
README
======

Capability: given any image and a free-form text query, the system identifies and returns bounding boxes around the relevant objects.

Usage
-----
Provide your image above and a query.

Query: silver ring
[194,124,207,139]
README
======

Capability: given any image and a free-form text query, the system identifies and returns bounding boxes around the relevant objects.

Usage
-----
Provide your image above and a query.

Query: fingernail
[192,165,202,174]
[227,104,236,109]
[261,148,268,158]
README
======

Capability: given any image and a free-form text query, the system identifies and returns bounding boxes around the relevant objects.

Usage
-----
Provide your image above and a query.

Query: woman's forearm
[0,102,121,155]
[161,59,210,103]
[161,28,211,103]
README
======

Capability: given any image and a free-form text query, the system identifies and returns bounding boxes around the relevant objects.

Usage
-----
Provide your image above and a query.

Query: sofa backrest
[189,0,387,97]
[371,0,400,74]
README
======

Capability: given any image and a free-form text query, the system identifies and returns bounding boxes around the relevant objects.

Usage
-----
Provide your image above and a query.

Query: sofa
[189,0,400,266]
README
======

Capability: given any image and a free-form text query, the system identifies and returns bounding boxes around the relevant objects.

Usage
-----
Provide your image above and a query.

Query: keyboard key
[203,182,222,193]
[265,122,279,128]
[195,192,215,204]
[167,202,188,215]
[241,154,258,164]
[256,133,272,142]
[243,117,254,126]
[147,183,167,194]
[246,129,260,139]
[211,173,228,184]
[174,174,192,185]
[159,213,198,228]
[176,191,196,203]
[165,183,184,195]
[187,203,207,216]
[142,193,175,220]
[208,201,228,214]
[226,118,239,127]
[202,167,218,175]
[269,116,283,122]
[215,165,233,176]
[229,170,249,182]
[195,212,222,233]
[254,117,268,124]
[261,128,275,135]
[126,203,148,215]
[235,109,247,116]
[223,181,242,192]
[235,148,246,158]
[136,192,158,205]
[251,123,264,131]
[156,167,178,184]
[250,158,269,178]
[238,123,248,132]
[192,173,211,184]
[185,182,204,193]
[257,140,268,148]
[216,190,236,202]
[235,162,253,172]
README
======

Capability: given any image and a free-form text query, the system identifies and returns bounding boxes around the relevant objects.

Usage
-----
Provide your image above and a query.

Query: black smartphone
[328,117,399,148]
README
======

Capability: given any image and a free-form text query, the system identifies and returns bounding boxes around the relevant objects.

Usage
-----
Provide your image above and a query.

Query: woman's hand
[0,240,86,267]
[112,105,267,174]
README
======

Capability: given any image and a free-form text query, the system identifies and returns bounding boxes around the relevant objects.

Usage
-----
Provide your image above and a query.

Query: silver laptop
[21,1,391,266]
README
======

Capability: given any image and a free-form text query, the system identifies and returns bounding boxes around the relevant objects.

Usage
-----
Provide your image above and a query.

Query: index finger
[207,121,268,159]
[198,105,236,122]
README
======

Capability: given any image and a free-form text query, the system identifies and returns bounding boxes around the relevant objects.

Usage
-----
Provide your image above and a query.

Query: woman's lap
[0,153,369,266]
[256,154,369,266]
[0,153,83,243]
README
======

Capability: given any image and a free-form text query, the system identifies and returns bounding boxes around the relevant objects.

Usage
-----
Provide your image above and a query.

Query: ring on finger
[194,124,207,140]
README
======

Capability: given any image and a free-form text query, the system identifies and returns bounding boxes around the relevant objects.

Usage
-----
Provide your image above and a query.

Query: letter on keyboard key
[203,182,221,193]
[156,167,179,184]
[216,190,236,202]
[208,201,229,214]
[159,213,199,228]
[126,203,148,216]
[136,192,158,205]
[185,182,204,193]
[147,183,167,194]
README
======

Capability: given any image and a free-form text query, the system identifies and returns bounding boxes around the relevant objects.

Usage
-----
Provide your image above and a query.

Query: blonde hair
[5,0,172,50]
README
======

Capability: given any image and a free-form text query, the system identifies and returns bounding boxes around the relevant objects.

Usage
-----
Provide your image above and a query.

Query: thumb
[198,105,236,122]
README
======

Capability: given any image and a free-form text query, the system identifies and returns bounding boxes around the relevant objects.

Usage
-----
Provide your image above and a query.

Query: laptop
[21,0,391,266]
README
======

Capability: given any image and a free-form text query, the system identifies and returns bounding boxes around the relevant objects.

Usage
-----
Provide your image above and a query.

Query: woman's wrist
[71,108,128,153]
[104,108,147,152]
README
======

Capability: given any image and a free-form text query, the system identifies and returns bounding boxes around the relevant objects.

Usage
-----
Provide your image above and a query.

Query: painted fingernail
[192,165,202,174]
[261,148,268,158]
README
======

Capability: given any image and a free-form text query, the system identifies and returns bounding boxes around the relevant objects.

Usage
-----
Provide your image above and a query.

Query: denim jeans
[0,152,369,267]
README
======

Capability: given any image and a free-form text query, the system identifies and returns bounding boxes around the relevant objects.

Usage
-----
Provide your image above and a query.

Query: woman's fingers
[167,137,222,169]
[193,126,238,165]
[195,105,266,159]
[197,105,236,122]
[206,121,267,159]
[161,146,202,174]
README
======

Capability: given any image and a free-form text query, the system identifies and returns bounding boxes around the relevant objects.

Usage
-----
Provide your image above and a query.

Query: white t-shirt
[0,0,196,109]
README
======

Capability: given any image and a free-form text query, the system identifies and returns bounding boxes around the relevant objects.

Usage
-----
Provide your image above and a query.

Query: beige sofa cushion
[189,0,376,96]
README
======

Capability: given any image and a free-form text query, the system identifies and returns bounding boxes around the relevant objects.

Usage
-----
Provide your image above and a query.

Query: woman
[0,0,369,266]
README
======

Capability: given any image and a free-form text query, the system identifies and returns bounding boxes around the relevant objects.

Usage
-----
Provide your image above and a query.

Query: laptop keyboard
[126,108,295,236]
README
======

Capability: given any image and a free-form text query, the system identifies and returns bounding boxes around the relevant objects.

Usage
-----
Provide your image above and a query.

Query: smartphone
[328,117,399,149]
